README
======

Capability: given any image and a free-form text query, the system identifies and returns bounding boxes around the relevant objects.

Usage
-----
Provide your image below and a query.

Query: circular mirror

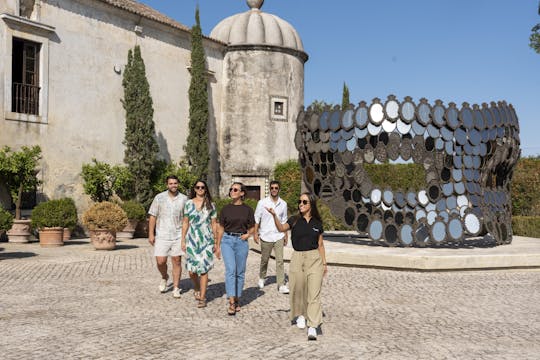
[452,168,463,182]
[460,108,474,129]
[370,188,382,205]
[385,100,399,120]
[382,119,397,133]
[383,189,394,206]
[342,110,354,130]
[469,129,481,146]
[472,156,481,169]
[401,224,414,245]
[344,207,356,226]
[309,113,321,131]
[417,190,429,206]
[355,107,369,128]
[464,212,481,235]
[436,198,447,212]
[463,155,473,169]
[384,224,398,245]
[355,127,368,139]
[455,128,467,146]
[319,112,329,131]
[441,127,454,141]
[330,130,340,142]
[448,217,463,241]
[473,109,485,130]
[407,191,417,207]
[454,182,465,195]
[428,184,441,202]
[341,128,354,141]
[444,141,454,155]
[397,120,412,135]
[356,212,369,232]
[427,210,437,225]
[369,103,384,124]
[446,106,460,129]
[368,220,383,241]
[367,123,382,136]
[457,195,468,208]
[395,192,406,208]
[411,121,426,135]
[329,111,341,131]
[432,105,445,127]
[438,211,449,222]
[400,101,416,123]
[483,108,494,128]
[431,221,446,243]
[427,124,440,138]
[415,209,427,221]
[442,182,453,196]
[414,223,431,246]
[446,195,457,209]
[346,137,357,152]
[417,103,431,125]
[337,139,347,153]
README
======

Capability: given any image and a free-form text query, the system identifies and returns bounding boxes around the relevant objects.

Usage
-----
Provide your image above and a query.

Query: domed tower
[210,0,308,198]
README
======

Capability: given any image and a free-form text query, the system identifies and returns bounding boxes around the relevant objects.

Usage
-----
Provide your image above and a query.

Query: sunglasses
[298,199,310,205]
[270,186,279,190]
[229,188,241,193]
[195,185,205,190]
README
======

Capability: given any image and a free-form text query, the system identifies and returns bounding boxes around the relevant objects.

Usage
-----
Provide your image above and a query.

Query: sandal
[227,302,236,316]
[197,298,207,308]
[235,302,241,312]
[194,291,201,301]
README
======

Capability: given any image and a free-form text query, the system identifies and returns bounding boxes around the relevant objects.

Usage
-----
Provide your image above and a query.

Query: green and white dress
[183,200,217,274]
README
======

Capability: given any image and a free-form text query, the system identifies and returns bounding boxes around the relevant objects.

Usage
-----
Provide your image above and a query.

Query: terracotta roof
[98,0,191,32]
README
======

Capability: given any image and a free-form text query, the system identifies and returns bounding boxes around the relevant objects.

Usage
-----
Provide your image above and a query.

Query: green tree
[530,2,540,53]
[341,82,350,110]
[308,100,333,113]
[121,45,159,207]
[0,146,42,220]
[185,6,210,180]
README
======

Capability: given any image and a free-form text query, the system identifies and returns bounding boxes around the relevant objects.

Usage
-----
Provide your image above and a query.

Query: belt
[225,232,245,237]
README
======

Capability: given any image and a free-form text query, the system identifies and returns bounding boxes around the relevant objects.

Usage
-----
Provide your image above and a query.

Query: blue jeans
[221,234,249,298]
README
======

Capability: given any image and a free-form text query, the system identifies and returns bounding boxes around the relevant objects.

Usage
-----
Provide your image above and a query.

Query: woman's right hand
[181,241,186,252]
[214,246,221,260]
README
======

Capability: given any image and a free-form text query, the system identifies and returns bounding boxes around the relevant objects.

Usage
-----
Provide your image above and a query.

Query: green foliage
[364,163,426,191]
[111,165,135,201]
[185,7,210,180]
[308,100,334,113]
[511,157,540,216]
[150,159,197,198]
[341,82,350,110]
[0,145,42,219]
[530,3,540,54]
[273,159,302,215]
[81,159,115,202]
[31,198,77,229]
[319,201,349,231]
[82,201,128,231]
[119,200,146,221]
[512,216,540,238]
[0,208,13,231]
[122,45,159,206]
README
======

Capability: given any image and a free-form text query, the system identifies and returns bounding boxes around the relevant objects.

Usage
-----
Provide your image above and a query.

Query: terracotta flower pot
[90,229,116,250]
[7,219,32,243]
[39,227,64,247]
[63,228,71,241]
[116,219,138,240]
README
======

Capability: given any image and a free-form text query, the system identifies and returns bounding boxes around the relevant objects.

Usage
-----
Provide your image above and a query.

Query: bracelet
[323,263,327,266]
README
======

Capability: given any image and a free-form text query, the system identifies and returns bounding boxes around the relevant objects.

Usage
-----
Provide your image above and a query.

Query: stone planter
[39,227,64,247]
[116,219,138,240]
[63,228,71,241]
[90,229,116,250]
[7,219,32,243]
[134,218,149,238]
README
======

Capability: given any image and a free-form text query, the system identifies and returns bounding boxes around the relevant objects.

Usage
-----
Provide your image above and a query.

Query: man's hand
[254,233,260,244]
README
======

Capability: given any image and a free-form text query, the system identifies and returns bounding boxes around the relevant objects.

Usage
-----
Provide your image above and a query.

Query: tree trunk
[15,183,23,220]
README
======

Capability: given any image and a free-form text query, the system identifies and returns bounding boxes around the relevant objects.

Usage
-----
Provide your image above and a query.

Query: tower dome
[210,0,304,52]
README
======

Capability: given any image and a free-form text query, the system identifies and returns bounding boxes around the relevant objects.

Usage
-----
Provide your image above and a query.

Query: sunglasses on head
[229,187,240,193]
[195,185,205,190]
[298,199,309,205]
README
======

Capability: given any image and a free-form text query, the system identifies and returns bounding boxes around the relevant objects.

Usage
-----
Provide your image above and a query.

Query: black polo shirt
[287,216,324,251]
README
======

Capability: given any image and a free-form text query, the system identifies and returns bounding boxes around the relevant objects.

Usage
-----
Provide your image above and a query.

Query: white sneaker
[296,315,306,329]
[307,327,317,340]
[258,278,265,289]
[172,287,181,298]
[159,278,169,293]
[278,284,290,294]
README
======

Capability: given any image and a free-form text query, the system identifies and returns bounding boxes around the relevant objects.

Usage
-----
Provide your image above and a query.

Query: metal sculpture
[295,95,520,246]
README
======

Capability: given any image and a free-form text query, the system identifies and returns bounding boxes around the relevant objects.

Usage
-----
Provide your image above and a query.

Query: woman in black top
[267,192,327,341]
[216,182,255,316]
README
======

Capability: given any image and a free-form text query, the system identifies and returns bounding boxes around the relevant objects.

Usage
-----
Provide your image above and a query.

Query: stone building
[0,0,307,211]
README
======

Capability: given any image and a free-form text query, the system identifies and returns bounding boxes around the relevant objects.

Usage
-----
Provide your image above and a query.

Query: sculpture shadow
[0,251,37,260]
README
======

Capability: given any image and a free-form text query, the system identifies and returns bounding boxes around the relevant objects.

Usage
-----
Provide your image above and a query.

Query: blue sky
[140,0,540,156]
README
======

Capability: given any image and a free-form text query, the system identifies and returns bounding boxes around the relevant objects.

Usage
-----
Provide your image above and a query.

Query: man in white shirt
[254,180,289,294]
[148,175,188,298]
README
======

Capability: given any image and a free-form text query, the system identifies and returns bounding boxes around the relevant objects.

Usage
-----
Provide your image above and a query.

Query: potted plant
[31,199,69,247]
[58,198,78,241]
[117,200,146,239]
[82,202,127,250]
[0,146,42,243]
[0,208,13,242]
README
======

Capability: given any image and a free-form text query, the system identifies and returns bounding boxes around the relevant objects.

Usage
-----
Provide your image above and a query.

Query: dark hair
[189,180,214,210]
[230,182,246,201]
[296,192,321,223]
[269,180,280,187]
[166,175,179,182]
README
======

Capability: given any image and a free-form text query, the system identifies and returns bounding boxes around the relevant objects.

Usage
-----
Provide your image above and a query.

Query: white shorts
[154,238,184,257]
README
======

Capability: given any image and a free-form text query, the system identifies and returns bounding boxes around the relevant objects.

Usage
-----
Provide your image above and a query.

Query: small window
[274,102,284,115]
[270,96,288,121]
[12,37,41,115]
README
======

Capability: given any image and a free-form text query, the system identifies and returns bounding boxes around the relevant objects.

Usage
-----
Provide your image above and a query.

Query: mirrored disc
[432,105,446,127]
[369,103,384,125]
[411,121,426,135]
[417,190,429,206]
[346,137,357,152]
[397,119,412,135]
[431,221,446,243]
[355,107,369,128]
[400,101,416,123]
[448,217,463,241]
[400,224,414,245]
[446,106,460,129]
[417,103,431,125]
[367,123,382,136]
[464,212,481,235]
[342,110,354,130]
[368,219,383,241]
[329,111,341,131]
[382,119,397,132]
[385,99,400,120]
[370,188,382,205]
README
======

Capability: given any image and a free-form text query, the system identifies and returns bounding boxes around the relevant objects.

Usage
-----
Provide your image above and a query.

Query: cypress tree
[185,6,210,180]
[121,45,159,206]
[341,82,350,110]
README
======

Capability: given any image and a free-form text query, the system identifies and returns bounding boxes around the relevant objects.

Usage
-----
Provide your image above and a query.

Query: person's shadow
[189,278,264,306]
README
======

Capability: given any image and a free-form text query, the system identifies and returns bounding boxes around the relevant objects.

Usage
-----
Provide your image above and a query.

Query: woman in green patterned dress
[181,180,217,308]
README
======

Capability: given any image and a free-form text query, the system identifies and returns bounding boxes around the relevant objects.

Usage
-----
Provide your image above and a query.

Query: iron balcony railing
[12,82,40,115]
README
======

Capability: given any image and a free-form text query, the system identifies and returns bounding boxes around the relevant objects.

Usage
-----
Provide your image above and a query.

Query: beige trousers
[259,238,285,286]
[289,249,324,328]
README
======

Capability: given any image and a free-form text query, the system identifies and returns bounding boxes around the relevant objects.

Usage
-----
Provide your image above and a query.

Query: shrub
[111,165,135,201]
[511,157,540,216]
[120,200,146,221]
[58,198,78,230]
[319,201,350,231]
[273,159,302,215]
[150,159,197,199]
[363,163,426,191]
[82,202,128,231]
[81,159,115,202]
[512,216,540,238]
[31,199,74,229]
[0,208,13,231]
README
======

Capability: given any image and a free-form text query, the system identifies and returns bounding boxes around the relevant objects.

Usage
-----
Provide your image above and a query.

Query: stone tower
[210,0,308,198]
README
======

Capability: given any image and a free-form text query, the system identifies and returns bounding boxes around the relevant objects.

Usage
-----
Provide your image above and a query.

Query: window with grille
[12,37,41,115]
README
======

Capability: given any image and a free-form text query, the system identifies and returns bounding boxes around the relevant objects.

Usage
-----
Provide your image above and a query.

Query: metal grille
[12,82,40,115]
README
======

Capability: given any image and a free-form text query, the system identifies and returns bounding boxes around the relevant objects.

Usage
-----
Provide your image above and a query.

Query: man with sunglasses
[254,180,289,294]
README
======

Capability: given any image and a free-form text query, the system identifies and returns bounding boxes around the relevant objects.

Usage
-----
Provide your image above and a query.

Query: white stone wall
[218,50,304,196]
[0,0,224,211]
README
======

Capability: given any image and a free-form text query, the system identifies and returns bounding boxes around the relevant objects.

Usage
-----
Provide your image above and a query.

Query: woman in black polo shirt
[267,192,327,341]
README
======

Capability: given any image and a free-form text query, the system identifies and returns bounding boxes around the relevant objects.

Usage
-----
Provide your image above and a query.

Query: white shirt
[254,196,288,243]
[148,190,188,240]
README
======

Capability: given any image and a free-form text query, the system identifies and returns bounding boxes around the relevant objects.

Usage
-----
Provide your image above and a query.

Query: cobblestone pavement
[1,238,539,359]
